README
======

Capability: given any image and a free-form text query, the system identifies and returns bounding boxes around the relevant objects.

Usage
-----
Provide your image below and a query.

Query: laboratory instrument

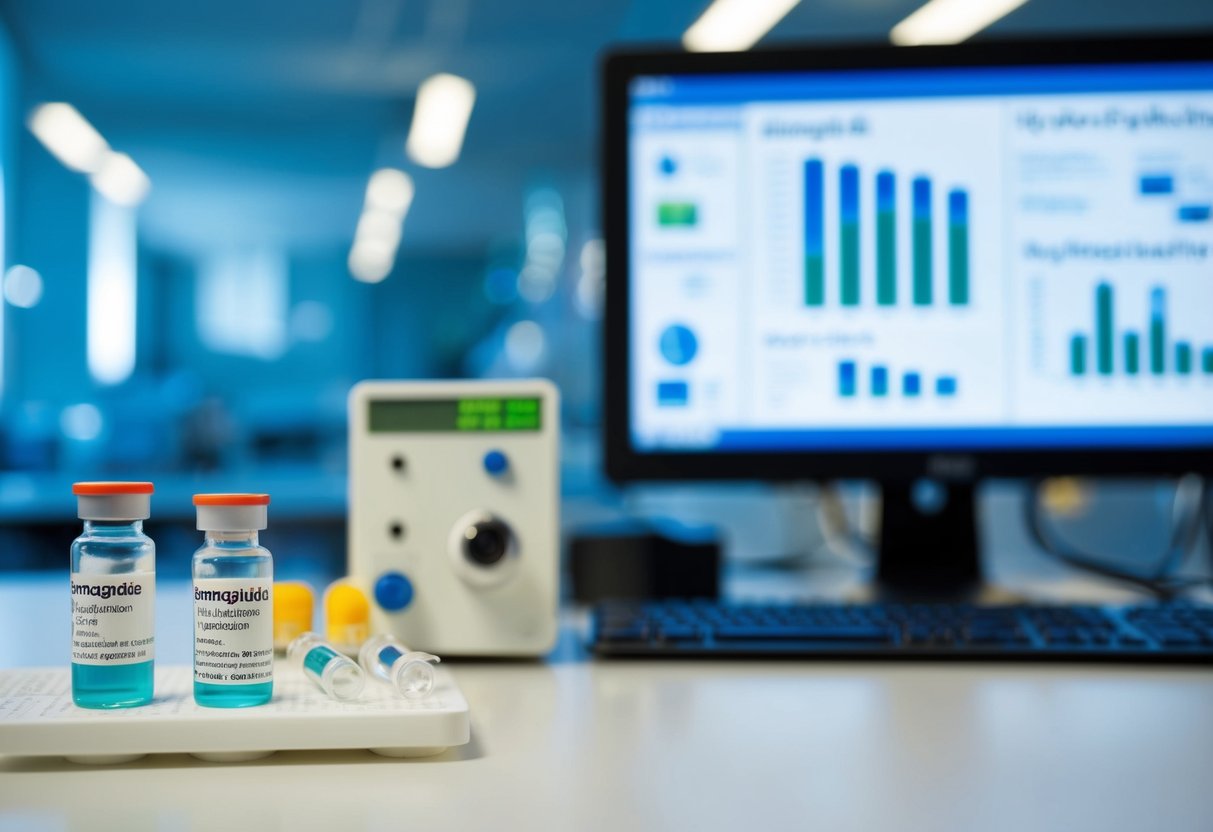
[348,379,559,655]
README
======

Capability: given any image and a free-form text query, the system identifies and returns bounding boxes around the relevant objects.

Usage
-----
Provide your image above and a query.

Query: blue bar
[839,361,857,397]
[1139,174,1174,195]
[876,171,895,211]
[948,189,967,223]
[903,372,921,396]
[871,366,888,397]
[840,165,859,223]
[805,159,824,255]
[804,159,825,306]
[912,177,932,305]
[912,177,931,217]
[840,165,860,306]
[657,381,688,406]
[1178,204,1211,222]
[936,376,958,396]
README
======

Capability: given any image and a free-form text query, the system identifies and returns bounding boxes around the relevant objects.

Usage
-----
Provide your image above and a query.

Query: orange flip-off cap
[73,482,154,495]
[193,494,270,506]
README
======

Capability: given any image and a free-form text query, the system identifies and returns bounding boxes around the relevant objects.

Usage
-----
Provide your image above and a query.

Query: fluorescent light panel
[90,151,151,207]
[365,168,414,217]
[28,103,109,173]
[406,73,476,169]
[349,169,414,283]
[891,0,1029,46]
[683,0,802,53]
[87,193,137,385]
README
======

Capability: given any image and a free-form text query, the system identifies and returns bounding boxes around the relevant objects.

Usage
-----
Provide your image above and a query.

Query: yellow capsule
[273,581,315,652]
[324,581,370,652]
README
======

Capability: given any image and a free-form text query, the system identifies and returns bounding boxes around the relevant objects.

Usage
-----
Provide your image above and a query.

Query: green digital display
[368,397,542,433]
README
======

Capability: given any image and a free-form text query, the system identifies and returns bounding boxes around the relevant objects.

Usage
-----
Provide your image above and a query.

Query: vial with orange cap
[192,494,274,708]
[70,482,156,709]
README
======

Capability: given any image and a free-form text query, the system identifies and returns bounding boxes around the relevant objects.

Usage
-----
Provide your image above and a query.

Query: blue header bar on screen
[631,64,1213,106]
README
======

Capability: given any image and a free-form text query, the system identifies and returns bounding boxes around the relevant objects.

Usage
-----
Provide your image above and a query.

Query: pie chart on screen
[659,324,698,366]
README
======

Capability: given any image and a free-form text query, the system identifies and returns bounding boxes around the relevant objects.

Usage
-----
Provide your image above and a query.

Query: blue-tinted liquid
[193,546,273,709]
[72,660,154,709]
[194,680,273,708]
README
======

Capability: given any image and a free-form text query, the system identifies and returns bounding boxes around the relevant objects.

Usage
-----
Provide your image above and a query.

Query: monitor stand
[870,480,984,601]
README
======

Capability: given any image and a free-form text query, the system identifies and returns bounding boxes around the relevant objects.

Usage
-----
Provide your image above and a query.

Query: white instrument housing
[348,379,559,656]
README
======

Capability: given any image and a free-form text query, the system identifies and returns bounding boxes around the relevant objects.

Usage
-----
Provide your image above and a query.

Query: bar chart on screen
[746,99,1004,321]
[1066,282,1213,381]
[801,159,971,310]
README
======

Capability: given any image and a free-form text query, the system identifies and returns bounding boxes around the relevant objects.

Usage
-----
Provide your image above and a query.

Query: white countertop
[2,576,1211,832]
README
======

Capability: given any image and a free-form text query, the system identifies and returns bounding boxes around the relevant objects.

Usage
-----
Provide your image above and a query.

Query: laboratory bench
[1,574,1212,832]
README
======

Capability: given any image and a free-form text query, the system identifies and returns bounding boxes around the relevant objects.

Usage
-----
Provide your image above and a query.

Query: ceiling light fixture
[683,0,802,53]
[406,73,476,169]
[890,0,1029,46]
[349,168,414,283]
[27,103,109,174]
[90,151,151,207]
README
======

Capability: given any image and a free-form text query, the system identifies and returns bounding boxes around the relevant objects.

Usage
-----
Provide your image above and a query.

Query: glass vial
[192,494,274,708]
[358,633,440,700]
[70,482,156,709]
[287,632,366,701]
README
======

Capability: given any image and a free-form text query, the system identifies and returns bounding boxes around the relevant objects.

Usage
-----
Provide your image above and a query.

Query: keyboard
[589,600,1213,662]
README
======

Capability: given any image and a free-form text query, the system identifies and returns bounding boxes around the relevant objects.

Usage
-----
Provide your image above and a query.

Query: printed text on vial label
[193,578,273,685]
[71,573,155,665]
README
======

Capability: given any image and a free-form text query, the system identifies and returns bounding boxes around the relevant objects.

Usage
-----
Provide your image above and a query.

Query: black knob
[461,518,512,567]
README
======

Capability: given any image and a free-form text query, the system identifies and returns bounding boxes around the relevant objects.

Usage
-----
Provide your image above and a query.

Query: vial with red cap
[70,482,156,709]
[192,494,274,708]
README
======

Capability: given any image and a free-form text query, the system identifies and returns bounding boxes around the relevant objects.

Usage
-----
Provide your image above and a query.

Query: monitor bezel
[602,33,1213,483]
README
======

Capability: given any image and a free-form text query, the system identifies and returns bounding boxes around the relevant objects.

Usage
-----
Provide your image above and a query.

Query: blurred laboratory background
[0,0,1210,584]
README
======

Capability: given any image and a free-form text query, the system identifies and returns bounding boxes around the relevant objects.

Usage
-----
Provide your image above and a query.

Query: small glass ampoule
[288,632,366,701]
[359,634,440,700]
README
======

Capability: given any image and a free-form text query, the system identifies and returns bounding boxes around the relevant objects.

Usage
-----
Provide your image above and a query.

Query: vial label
[71,572,155,666]
[193,578,273,686]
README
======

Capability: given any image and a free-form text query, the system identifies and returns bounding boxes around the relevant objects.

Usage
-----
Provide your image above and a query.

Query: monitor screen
[622,50,1213,461]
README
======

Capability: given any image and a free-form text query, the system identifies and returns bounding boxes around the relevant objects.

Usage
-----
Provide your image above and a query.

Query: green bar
[877,212,895,305]
[1096,282,1114,375]
[948,225,968,305]
[805,255,824,306]
[840,165,859,306]
[1150,321,1166,374]
[1150,288,1165,375]
[1070,335,1087,376]
[841,223,859,306]
[1176,342,1192,375]
[657,202,697,227]
[1203,347,1213,374]
[1124,332,1140,375]
[913,219,932,305]
[947,190,968,306]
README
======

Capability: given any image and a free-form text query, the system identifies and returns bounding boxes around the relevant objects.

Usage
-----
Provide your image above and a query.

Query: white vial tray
[0,662,470,764]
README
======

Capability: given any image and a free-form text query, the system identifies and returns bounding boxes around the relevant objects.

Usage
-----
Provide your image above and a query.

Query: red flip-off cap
[193,494,270,506]
[72,482,154,496]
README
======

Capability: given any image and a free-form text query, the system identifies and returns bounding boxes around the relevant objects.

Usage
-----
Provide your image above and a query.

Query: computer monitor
[602,34,1213,597]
